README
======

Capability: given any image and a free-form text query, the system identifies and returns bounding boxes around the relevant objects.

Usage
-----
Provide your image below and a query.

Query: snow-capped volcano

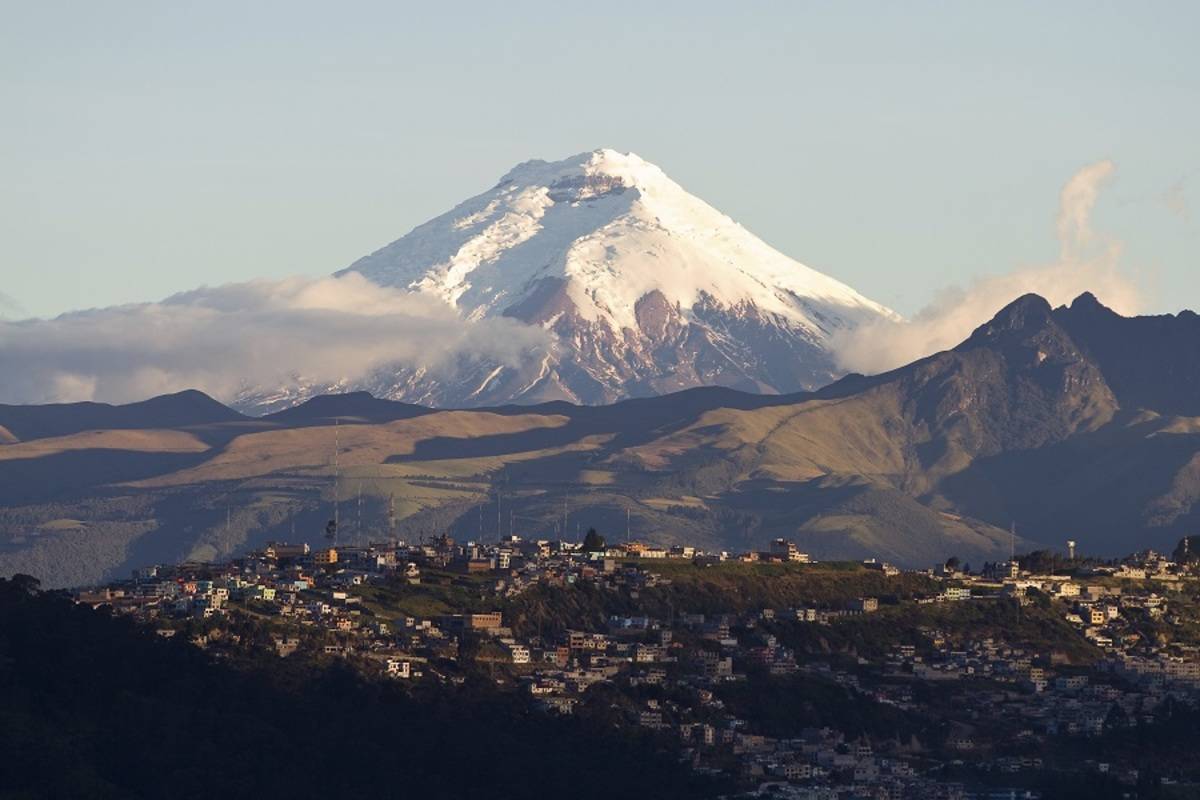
[324,148,897,407]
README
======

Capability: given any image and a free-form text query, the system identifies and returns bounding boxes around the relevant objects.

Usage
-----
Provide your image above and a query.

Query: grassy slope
[504,562,940,638]
[4,381,1200,586]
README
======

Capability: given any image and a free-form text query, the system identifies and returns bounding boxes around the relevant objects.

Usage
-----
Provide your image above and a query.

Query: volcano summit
[297,149,897,409]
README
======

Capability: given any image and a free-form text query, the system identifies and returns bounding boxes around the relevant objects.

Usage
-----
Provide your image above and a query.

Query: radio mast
[324,418,340,547]
[334,419,339,532]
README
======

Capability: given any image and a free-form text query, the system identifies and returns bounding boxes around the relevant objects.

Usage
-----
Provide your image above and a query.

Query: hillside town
[76,534,1200,800]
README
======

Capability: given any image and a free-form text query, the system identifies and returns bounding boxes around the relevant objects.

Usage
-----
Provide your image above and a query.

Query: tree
[1104,702,1130,732]
[944,557,961,571]
[1026,587,1052,610]
[9,574,40,595]
[1173,535,1199,564]
[582,528,606,552]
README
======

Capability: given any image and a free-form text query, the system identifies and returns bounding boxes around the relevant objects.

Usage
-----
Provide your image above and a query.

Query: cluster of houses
[74,536,1200,798]
[945,552,1200,689]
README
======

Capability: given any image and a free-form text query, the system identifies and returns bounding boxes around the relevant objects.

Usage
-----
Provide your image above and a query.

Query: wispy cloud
[1056,160,1117,262]
[1163,178,1190,221]
[0,291,25,320]
[0,273,550,405]
[831,160,1141,375]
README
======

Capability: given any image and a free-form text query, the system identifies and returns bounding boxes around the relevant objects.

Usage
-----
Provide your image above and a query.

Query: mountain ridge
[4,292,1200,587]
[0,389,245,443]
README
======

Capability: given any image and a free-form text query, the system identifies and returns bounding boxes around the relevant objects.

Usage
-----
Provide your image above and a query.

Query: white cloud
[831,160,1141,375]
[1057,159,1116,262]
[0,273,551,405]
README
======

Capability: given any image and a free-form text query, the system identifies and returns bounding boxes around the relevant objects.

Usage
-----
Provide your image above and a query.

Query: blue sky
[2,0,1196,319]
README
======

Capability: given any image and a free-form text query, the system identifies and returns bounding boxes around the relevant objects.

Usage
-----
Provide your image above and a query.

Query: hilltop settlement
[60,531,1200,800]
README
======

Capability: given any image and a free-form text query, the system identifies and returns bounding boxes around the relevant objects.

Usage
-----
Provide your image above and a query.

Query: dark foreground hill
[2,292,1199,587]
[0,576,721,800]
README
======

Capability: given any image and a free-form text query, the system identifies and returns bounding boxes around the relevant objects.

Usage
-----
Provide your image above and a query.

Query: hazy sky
[2,1,1197,320]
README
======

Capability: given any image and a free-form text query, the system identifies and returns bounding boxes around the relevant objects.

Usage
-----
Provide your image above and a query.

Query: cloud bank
[0,273,550,405]
[832,160,1141,375]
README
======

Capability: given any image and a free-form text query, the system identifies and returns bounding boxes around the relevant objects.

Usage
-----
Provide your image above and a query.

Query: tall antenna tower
[325,418,340,547]
[356,482,363,539]
[626,507,631,544]
[334,419,340,531]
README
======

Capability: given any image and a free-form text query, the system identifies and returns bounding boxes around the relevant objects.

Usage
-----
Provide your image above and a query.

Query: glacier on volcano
[240,149,897,411]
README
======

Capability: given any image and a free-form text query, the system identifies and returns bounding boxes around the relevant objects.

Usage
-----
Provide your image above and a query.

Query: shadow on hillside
[392,386,798,463]
[0,390,245,442]
[938,415,1200,553]
[0,450,216,506]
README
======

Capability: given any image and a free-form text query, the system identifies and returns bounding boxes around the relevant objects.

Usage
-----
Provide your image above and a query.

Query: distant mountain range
[2,293,1198,587]
[237,149,896,412]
